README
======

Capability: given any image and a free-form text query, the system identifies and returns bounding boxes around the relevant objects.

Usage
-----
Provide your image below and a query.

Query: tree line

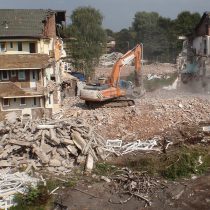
[65,7,201,77]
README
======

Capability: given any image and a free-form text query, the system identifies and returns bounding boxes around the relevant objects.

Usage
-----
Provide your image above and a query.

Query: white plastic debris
[105,139,160,156]
[106,139,122,148]
[202,126,210,132]
[0,169,39,209]
[121,139,159,155]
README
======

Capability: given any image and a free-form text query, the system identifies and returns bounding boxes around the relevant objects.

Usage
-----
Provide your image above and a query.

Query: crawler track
[85,98,135,108]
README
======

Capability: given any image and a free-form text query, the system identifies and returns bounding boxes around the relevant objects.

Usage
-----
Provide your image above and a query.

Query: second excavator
[80,44,143,108]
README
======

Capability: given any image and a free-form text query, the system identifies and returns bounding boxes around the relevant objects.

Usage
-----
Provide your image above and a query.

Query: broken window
[0,42,6,52]
[3,98,9,106]
[18,42,22,51]
[18,70,26,80]
[50,75,56,81]
[20,98,26,105]
[2,71,9,80]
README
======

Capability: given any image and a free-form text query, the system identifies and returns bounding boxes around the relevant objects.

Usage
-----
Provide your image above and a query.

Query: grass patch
[94,162,117,176]
[161,147,209,180]
[11,176,79,210]
[114,145,210,180]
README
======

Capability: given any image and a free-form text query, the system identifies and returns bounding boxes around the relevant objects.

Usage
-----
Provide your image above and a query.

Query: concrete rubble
[99,52,123,67]
[0,116,108,175]
[61,93,210,141]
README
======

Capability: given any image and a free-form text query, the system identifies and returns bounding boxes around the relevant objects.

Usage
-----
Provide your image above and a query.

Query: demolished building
[177,12,210,88]
[0,9,66,119]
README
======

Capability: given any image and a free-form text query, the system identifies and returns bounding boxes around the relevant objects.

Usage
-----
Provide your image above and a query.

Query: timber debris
[110,168,160,207]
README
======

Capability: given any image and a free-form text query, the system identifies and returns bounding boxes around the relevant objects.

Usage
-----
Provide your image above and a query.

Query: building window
[2,71,9,80]
[20,98,26,105]
[18,70,25,80]
[18,42,22,51]
[49,94,51,105]
[29,43,36,53]
[33,97,37,106]
[11,70,16,77]
[0,42,6,52]
[204,39,207,55]
[3,98,9,106]
[10,42,13,48]
[32,70,36,79]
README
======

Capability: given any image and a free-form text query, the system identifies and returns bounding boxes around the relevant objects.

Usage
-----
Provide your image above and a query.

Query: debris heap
[99,52,123,67]
[0,117,106,174]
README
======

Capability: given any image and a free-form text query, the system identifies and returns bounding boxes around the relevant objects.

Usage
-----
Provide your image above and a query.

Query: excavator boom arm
[110,44,142,86]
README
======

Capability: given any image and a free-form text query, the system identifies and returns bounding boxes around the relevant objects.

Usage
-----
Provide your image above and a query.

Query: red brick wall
[44,14,56,38]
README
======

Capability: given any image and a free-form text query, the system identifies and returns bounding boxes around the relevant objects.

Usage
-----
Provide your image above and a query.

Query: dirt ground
[56,171,210,210]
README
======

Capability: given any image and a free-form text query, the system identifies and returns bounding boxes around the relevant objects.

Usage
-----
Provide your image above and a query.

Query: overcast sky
[0,0,209,31]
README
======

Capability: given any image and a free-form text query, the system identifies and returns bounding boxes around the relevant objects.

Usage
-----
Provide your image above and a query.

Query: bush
[11,183,50,210]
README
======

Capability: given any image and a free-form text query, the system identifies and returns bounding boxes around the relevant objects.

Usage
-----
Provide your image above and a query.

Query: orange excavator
[80,44,143,107]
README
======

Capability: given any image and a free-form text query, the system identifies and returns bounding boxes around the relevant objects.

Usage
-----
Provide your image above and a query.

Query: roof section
[0,54,51,70]
[195,11,210,32]
[0,82,43,98]
[0,9,57,38]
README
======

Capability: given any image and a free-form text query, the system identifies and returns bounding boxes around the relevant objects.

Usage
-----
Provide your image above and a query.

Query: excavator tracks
[85,98,135,108]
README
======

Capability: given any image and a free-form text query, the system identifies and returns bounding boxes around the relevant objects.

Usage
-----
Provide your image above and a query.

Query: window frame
[3,98,10,107]
[20,98,26,106]
[18,42,23,51]
[11,70,16,77]
[18,70,26,81]
[33,97,37,106]
[2,71,9,80]
[0,42,6,52]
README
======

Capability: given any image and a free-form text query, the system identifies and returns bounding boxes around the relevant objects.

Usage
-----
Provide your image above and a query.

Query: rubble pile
[61,93,210,141]
[0,117,107,175]
[99,52,123,67]
[142,63,177,76]
[110,168,160,206]
[95,63,177,80]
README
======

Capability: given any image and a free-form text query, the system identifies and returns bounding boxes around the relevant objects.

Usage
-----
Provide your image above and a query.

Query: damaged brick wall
[43,14,57,38]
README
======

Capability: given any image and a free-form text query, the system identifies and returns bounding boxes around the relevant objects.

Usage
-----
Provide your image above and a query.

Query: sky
[0,0,210,31]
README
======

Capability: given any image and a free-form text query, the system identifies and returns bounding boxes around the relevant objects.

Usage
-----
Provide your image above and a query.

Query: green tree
[175,11,201,36]
[105,29,115,38]
[174,11,201,54]
[133,11,172,62]
[115,28,135,53]
[68,6,106,78]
